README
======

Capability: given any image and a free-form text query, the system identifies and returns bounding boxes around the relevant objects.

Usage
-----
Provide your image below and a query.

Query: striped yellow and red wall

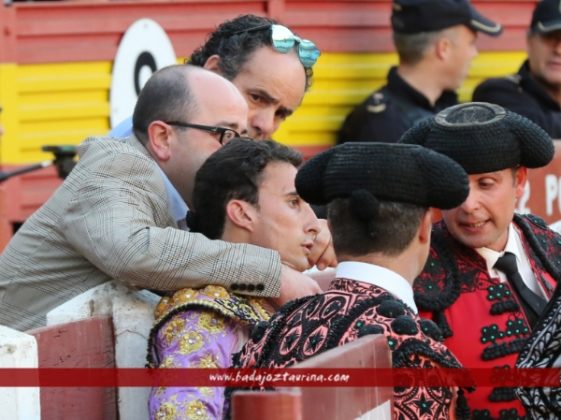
[0,0,537,249]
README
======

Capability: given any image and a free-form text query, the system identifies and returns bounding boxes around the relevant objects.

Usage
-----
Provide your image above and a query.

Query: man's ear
[203,55,222,74]
[225,199,257,231]
[418,209,433,245]
[147,121,172,161]
[514,166,528,200]
[434,36,451,61]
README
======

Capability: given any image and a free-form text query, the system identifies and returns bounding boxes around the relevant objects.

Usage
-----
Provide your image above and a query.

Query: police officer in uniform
[473,0,561,138]
[337,0,501,144]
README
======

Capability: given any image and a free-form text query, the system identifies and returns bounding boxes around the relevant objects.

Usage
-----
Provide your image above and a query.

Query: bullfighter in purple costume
[147,139,321,419]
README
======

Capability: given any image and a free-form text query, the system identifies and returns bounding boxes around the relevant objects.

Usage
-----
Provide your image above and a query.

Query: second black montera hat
[399,102,554,174]
[295,142,469,210]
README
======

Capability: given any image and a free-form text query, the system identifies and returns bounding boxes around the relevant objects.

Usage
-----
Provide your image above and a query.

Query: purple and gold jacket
[147,285,270,420]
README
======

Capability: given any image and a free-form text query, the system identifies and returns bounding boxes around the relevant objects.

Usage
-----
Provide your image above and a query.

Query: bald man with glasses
[0,65,324,331]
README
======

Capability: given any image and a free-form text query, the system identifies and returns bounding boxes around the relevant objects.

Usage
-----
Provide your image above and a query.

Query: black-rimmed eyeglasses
[165,121,240,144]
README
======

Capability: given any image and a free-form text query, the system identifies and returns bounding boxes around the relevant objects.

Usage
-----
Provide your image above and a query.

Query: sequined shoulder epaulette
[153,285,270,327]
[147,285,270,368]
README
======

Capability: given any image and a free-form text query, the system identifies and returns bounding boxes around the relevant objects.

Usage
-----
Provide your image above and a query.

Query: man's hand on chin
[307,219,337,270]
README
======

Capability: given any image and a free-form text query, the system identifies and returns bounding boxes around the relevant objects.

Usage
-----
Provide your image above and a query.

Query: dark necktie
[494,252,547,327]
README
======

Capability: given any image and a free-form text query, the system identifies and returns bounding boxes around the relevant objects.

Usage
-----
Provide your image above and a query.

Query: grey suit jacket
[0,135,281,331]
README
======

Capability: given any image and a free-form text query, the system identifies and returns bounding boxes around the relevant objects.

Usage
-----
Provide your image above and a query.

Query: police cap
[391,0,502,36]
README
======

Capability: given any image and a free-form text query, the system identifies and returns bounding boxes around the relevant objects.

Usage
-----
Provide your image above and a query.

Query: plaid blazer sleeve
[63,137,281,297]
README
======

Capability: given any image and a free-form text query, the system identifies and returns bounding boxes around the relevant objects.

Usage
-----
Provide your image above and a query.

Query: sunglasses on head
[231,23,320,68]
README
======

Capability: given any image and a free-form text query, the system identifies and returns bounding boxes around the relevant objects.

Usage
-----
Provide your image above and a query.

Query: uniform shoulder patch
[366,92,386,113]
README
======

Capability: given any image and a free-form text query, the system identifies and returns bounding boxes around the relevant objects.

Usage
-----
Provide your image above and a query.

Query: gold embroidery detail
[198,353,218,368]
[199,387,214,397]
[159,355,178,368]
[198,311,225,334]
[179,331,204,354]
[161,317,186,345]
[186,400,210,420]
[154,296,171,320]
[247,298,271,320]
[155,288,199,319]
[154,401,177,420]
[172,289,198,307]
[152,287,271,337]
[201,285,230,299]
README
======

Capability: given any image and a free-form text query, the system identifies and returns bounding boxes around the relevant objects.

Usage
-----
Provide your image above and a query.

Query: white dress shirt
[476,223,547,299]
[336,261,418,313]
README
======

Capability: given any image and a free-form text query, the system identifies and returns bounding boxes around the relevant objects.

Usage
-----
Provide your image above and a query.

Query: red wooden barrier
[27,316,118,420]
[232,334,392,420]
[232,390,303,420]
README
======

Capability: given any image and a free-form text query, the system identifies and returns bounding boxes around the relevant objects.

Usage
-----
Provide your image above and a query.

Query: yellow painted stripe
[0,63,19,161]
[1,62,111,164]
[276,51,527,147]
[0,51,528,164]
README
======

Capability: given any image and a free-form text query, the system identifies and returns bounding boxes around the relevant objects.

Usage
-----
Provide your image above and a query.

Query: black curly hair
[189,14,314,89]
[188,138,303,239]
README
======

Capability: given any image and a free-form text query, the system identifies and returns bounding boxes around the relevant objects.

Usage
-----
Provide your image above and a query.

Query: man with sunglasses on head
[111,14,319,141]
[0,65,323,331]
[337,0,501,144]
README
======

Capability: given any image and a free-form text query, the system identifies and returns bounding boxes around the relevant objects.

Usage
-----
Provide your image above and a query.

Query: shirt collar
[335,261,418,313]
[476,223,523,275]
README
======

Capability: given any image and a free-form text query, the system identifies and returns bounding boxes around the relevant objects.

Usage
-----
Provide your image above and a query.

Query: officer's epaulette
[366,92,387,113]
[504,74,522,85]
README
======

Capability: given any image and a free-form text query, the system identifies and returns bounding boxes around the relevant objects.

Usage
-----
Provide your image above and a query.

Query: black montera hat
[399,102,554,174]
[530,0,561,35]
[391,0,502,36]
[295,143,468,210]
